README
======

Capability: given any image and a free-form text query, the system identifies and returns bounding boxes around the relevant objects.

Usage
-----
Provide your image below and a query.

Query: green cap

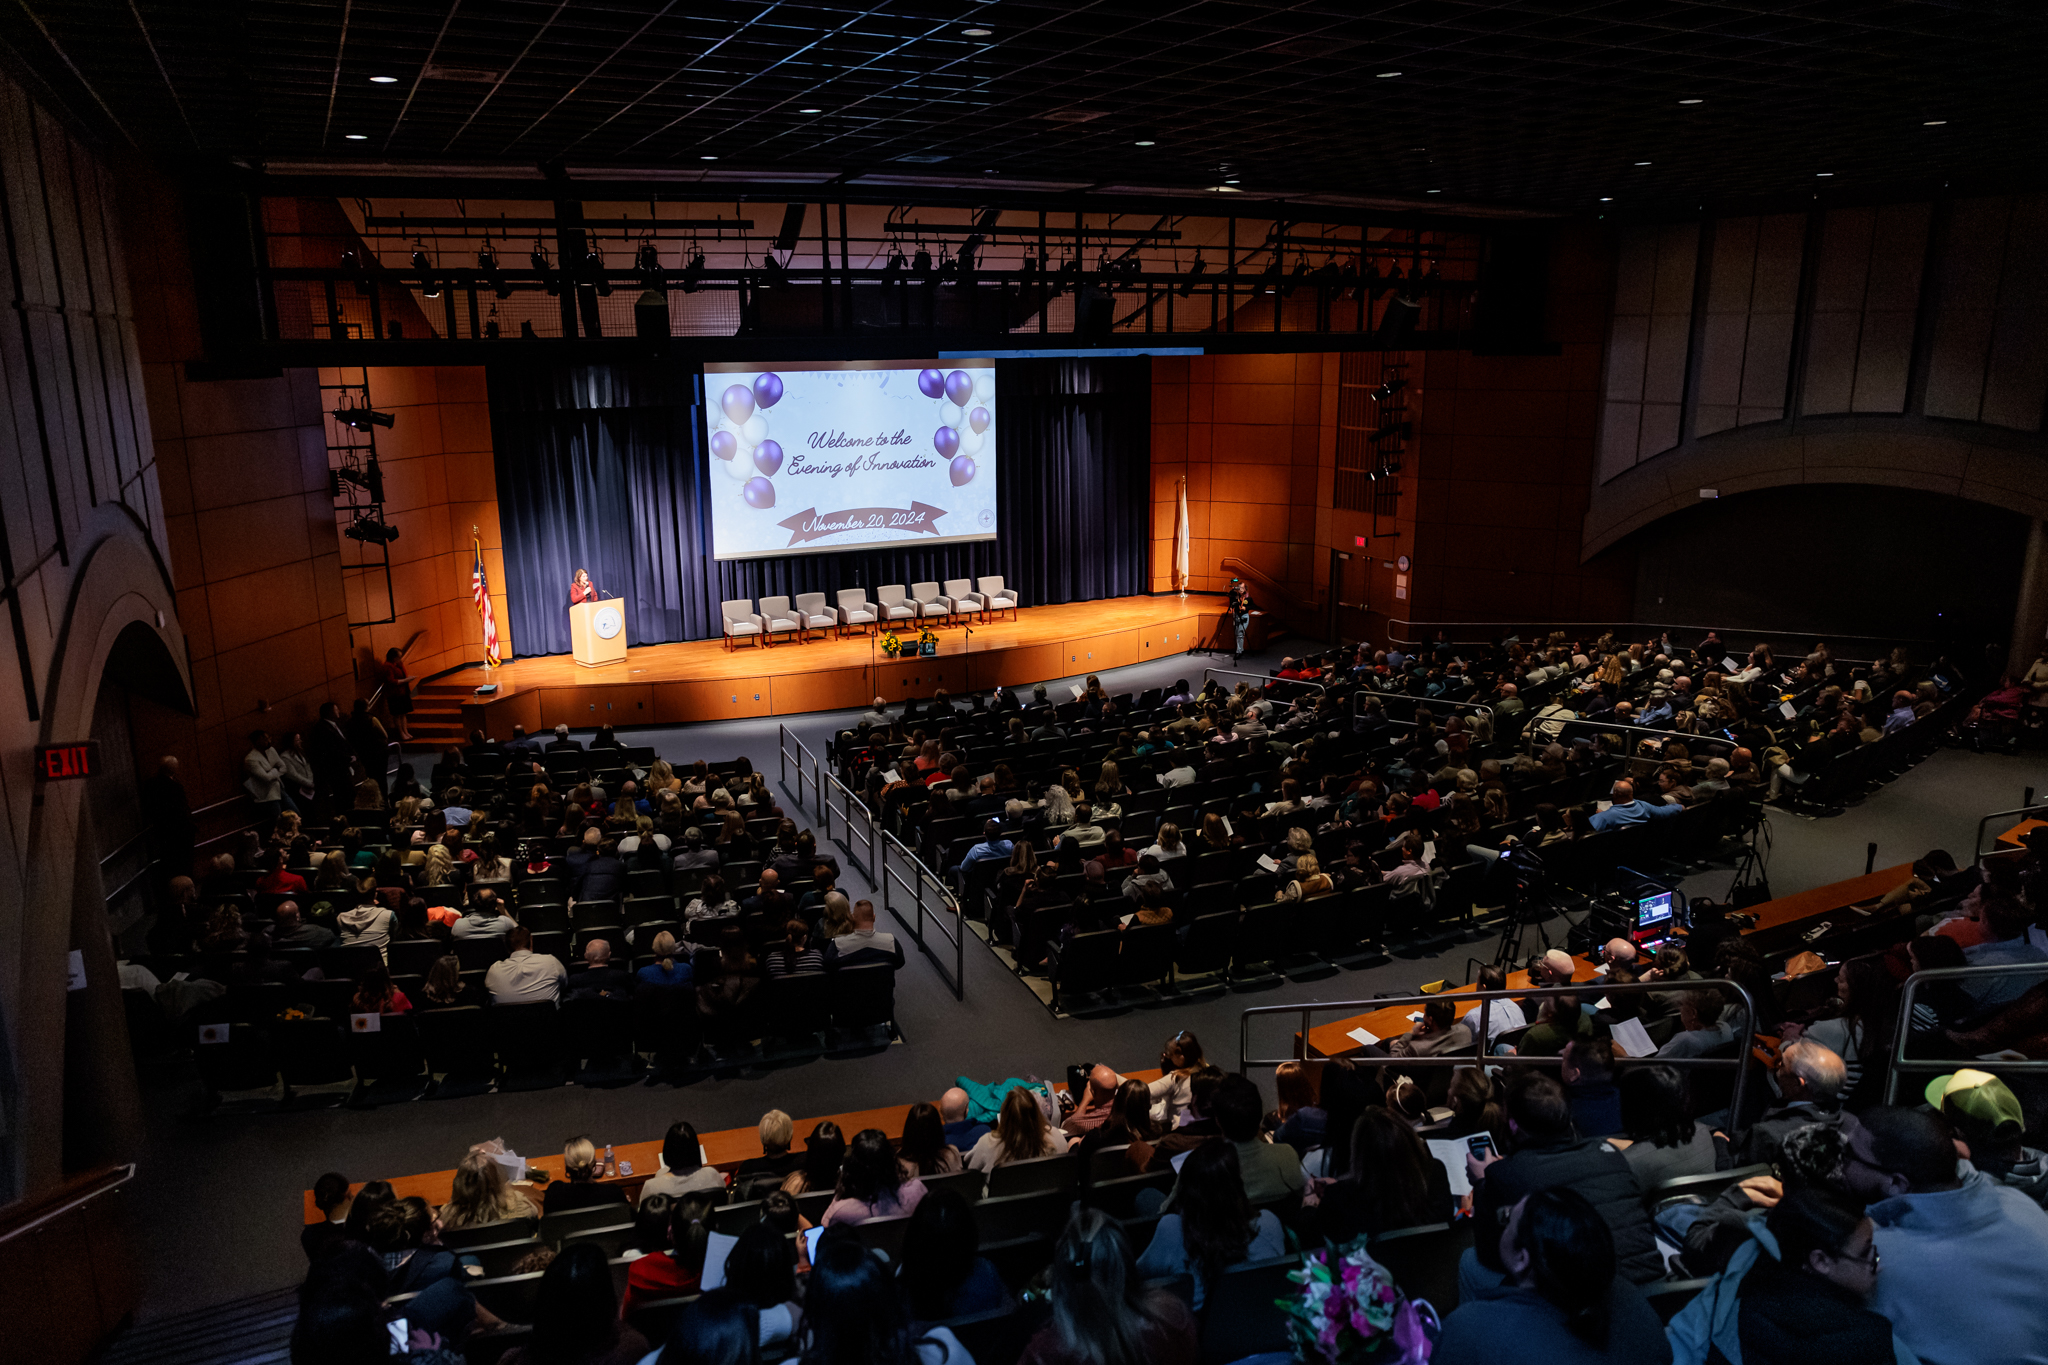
[1925,1068,2025,1135]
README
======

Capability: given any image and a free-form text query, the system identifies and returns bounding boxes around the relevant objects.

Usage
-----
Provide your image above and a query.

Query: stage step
[96,1285,298,1365]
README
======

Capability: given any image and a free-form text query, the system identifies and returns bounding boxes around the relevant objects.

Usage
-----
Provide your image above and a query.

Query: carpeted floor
[118,635,2048,1320]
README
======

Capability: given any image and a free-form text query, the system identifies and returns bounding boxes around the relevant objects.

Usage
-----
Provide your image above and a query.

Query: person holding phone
[569,567,597,605]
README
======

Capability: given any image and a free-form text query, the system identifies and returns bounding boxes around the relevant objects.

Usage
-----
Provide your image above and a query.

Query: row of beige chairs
[721,576,1020,648]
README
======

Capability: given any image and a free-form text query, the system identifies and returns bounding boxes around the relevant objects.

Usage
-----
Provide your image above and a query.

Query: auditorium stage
[448,593,1276,736]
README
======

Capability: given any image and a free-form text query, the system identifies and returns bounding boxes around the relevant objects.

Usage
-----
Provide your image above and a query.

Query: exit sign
[35,741,99,781]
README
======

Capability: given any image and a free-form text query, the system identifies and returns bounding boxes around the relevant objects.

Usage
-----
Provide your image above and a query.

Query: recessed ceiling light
[1599,197,1613,202]
[369,75,398,84]
[701,155,718,161]
[1425,189,1440,194]
[962,27,992,37]
[1923,119,1947,126]
[1634,161,1652,166]
[345,133,367,140]
[1678,98,1704,105]
[1816,172,1833,177]
[1376,71,1402,79]
[799,107,822,114]
[1207,185,1242,193]
[1223,177,1239,184]
[1133,140,1155,146]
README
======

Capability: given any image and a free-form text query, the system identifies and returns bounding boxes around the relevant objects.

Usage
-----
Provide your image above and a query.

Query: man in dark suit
[306,701,354,815]
[544,723,583,755]
[565,938,635,1000]
[742,867,796,922]
[572,837,627,906]
[503,724,540,758]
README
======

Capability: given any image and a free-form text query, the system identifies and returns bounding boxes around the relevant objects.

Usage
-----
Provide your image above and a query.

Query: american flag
[472,549,500,664]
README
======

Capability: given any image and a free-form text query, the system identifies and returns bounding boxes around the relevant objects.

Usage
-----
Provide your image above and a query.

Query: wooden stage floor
[454,593,1270,736]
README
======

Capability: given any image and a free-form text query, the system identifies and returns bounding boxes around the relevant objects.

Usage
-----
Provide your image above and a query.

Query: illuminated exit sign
[35,741,99,781]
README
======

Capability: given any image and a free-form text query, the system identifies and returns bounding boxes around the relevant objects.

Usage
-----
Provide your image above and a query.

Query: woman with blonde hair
[647,758,680,794]
[1093,761,1126,804]
[638,931,692,989]
[388,795,420,836]
[437,1150,536,1233]
[418,842,453,888]
[1276,853,1332,901]
[1142,821,1185,863]
[965,1086,1069,1172]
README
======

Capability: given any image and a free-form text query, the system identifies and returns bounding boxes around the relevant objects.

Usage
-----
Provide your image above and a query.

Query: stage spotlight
[759,253,787,289]
[636,241,662,279]
[332,405,395,431]
[954,244,976,288]
[1178,253,1207,297]
[1018,256,1038,281]
[328,463,386,502]
[477,244,513,299]
[583,248,612,296]
[681,249,706,293]
[912,246,934,280]
[1282,256,1312,299]
[882,251,906,282]
[343,515,400,545]
[410,246,440,297]
[530,242,558,296]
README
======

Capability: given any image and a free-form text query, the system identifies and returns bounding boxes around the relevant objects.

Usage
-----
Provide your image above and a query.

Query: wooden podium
[569,598,628,668]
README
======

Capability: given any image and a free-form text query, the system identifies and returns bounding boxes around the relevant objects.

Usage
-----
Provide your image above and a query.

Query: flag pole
[473,525,494,670]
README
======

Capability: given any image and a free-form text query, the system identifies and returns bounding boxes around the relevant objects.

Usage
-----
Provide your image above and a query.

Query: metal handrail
[1972,802,2048,867]
[879,829,966,999]
[1366,692,1496,731]
[1532,713,1726,753]
[1240,976,1760,1122]
[0,1163,135,1244]
[824,773,878,886]
[1204,667,1326,693]
[776,724,823,824]
[1885,961,2048,1104]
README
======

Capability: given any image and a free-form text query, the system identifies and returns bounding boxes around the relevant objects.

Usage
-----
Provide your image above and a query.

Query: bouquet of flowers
[881,630,902,658]
[918,627,939,656]
[1278,1243,1436,1365]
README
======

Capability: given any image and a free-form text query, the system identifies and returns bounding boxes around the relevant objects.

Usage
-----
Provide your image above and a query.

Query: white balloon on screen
[958,427,985,456]
[940,400,964,427]
[721,448,753,480]
[741,414,769,445]
[974,373,993,402]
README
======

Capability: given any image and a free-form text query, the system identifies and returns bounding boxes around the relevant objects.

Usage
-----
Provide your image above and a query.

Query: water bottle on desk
[604,1144,616,1177]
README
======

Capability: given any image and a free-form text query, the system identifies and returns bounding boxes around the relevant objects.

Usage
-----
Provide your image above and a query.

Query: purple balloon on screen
[949,454,977,487]
[968,406,991,434]
[753,440,783,476]
[709,429,737,461]
[945,369,974,406]
[753,373,784,408]
[743,476,777,509]
[918,368,947,399]
[722,384,755,423]
[933,425,960,459]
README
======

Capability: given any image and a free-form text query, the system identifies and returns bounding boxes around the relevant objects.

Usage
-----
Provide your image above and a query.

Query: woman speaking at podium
[569,568,597,606]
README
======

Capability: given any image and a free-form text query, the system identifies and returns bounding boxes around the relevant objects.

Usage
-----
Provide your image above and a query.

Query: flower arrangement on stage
[880,630,903,658]
[1278,1243,1436,1365]
[918,626,939,657]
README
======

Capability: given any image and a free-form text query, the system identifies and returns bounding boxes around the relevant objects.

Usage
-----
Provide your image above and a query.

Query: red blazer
[570,580,598,605]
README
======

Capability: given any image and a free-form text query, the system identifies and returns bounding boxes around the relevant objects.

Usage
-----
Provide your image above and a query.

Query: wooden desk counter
[1302,958,1602,1060]
[304,1071,1162,1224]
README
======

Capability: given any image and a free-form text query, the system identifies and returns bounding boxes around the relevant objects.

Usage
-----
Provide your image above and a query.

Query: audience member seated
[1656,987,1741,1059]
[352,965,412,1016]
[1732,1040,1844,1168]
[764,918,827,977]
[637,933,693,991]
[641,1121,727,1200]
[1467,1073,1661,1295]
[1210,1072,1305,1207]
[1586,779,1681,832]
[292,1241,488,1365]
[302,1172,352,1262]
[1667,1185,1913,1365]
[897,1101,965,1177]
[781,1121,847,1195]
[940,1088,990,1150]
[452,890,514,940]
[804,1229,972,1365]
[566,938,635,1000]
[822,1128,928,1226]
[484,926,566,1005]
[1924,1068,2048,1207]
[436,1150,537,1235]
[1148,1029,1205,1125]
[1838,1106,2048,1365]
[542,1135,630,1215]
[1388,996,1475,1057]
[1311,1107,1455,1244]
[713,1218,803,1352]
[898,1189,1010,1327]
[832,898,905,970]
[1518,992,1595,1056]
[500,1242,646,1365]
[1061,1064,1123,1135]
[273,900,334,950]
[1135,1140,1284,1309]
[336,897,399,955]
[1612,1064,1720,1186]
[620,1193,716,1317]
[1018,1209,1197,1365]
[418,954,484,1010]
[1268,1059,1326,1155]
[1560,1039,1622,1137]
[966,1085,1070,1171]
[730,1110,801,1198]
[1434,1188,1672,1365]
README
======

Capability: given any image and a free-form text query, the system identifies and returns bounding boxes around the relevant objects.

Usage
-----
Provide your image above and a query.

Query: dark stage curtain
[488,357,1150,658]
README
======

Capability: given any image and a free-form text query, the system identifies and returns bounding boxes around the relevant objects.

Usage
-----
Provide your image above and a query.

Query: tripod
[1488,843,1562,972]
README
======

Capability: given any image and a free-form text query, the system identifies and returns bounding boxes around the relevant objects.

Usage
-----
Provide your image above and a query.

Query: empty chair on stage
[836,589,879,637]
[976,576,1020,621]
